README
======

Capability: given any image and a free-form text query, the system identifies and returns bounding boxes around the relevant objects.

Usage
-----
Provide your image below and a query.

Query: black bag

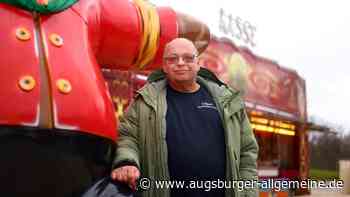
[81,178,134,197]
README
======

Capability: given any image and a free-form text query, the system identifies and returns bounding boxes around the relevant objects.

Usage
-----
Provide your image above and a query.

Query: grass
[309,169,339,180]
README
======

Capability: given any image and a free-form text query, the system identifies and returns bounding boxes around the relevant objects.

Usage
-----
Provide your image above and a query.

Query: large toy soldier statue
[0,0,209,196]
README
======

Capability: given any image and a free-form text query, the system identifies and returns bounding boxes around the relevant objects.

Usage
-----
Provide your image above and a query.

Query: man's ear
[194,62,201,72]
[162,65,168,74]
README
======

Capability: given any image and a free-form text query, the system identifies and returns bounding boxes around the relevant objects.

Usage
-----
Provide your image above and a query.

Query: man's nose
[177,57,186,65]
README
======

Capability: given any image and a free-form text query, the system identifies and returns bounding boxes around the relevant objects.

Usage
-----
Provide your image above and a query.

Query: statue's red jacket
[0,0,178,141]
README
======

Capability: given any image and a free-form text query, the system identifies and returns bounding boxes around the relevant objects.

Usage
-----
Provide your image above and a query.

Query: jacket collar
[137,67,243,111]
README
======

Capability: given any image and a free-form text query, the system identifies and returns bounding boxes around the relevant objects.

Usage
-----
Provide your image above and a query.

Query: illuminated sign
[250,116,296,136]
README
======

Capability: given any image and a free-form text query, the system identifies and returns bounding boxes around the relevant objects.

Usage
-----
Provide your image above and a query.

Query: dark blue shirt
[166,84,226,197]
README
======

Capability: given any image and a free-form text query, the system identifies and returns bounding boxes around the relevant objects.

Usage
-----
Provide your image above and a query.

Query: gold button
[18,76,36,91]
[56,79,72,94]
[16,27,31,41]
[49,33,64,47]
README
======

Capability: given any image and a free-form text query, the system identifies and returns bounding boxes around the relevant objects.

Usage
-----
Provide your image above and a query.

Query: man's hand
[111,165,140,190]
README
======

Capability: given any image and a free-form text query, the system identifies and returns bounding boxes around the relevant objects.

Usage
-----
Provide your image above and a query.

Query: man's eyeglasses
[163,54,198,64]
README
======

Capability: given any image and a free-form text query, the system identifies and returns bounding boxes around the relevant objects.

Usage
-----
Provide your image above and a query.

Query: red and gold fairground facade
[103,36,309,197]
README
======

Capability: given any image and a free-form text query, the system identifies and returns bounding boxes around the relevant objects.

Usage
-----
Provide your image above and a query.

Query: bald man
[111,38,259,197]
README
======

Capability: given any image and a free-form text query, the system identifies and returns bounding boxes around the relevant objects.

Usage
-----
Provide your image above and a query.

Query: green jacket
[114,68,259,197]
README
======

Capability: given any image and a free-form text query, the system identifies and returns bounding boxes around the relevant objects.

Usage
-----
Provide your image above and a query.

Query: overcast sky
[151,0,350,132]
